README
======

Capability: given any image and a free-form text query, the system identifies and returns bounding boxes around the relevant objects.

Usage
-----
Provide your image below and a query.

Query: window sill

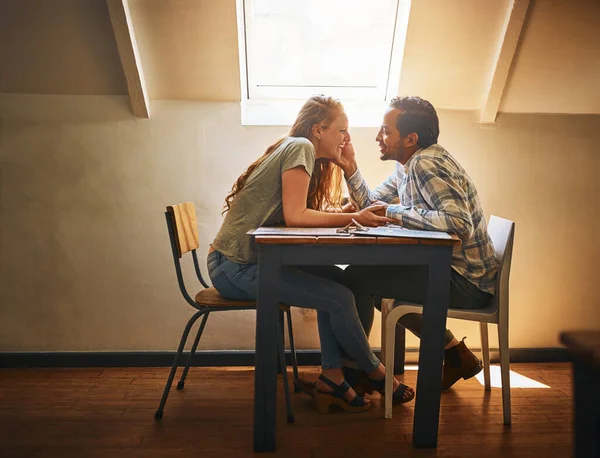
[241,99,389,128]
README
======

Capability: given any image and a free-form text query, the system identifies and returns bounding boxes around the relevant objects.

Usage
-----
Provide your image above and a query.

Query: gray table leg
[573,359,599,458]
[412,248,452,448]
[253,246,281,453]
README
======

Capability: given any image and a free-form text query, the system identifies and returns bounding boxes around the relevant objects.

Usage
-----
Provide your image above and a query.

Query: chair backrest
[488,215,516,323]
[167,203,199,258]
[165,203,209,306]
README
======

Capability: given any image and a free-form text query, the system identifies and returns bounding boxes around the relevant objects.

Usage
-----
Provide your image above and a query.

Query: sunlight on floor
[474,365,551,388]
[402,364,550,388]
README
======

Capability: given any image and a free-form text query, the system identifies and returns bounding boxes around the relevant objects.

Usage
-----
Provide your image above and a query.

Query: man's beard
[382,146,401,161]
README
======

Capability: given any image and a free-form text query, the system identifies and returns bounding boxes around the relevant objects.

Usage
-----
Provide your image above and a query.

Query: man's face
[375,107,414,164]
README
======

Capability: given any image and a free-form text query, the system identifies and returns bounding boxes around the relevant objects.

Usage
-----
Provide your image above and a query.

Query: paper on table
[354,225,452,240]
[249,227,350,237]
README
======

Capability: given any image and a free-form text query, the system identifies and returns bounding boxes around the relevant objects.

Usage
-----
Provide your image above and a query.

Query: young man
[337,96,498,390]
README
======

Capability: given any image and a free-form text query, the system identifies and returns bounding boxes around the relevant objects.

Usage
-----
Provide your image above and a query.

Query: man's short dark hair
[389,96,439,148]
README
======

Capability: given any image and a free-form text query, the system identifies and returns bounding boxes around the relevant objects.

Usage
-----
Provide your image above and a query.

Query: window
[236,0,410,125]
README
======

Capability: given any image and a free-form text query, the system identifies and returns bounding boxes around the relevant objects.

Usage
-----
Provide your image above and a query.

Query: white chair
[381,215,515,424]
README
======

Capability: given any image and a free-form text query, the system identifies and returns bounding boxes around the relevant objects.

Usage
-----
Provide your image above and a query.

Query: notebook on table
[353,225,452,240]
[249,225,451,240]
[249,227,350,237]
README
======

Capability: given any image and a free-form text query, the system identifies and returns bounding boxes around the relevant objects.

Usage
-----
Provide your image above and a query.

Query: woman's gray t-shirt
[211,137,316,264]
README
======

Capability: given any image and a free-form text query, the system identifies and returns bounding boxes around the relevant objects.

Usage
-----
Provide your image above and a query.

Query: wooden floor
[0,363,573,457]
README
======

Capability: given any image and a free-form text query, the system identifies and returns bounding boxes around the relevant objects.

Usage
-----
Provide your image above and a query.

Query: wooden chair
[155,203,299,422]
[381,215,515,424]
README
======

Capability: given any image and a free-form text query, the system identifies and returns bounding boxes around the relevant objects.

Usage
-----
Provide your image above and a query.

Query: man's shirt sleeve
[346,168,398,208]
[386,157,474,240]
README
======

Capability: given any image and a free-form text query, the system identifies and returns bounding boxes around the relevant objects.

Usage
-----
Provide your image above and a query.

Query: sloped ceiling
[1,0,599,114]
[0,0,127,96]
[500,0,600,114]
[128,0,240,101]
[398,0,512,110]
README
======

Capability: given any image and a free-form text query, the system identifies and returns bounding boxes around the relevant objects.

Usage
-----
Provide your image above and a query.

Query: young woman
[208,96,414,412]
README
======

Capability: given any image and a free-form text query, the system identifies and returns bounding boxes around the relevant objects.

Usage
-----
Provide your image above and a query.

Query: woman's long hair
[222,96,345,214]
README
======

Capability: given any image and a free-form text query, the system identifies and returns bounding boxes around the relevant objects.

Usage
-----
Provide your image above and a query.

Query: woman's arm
[333,141,399,209]
[282,167,391,227]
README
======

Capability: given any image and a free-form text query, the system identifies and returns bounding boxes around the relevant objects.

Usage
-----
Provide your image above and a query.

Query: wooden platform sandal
[314,374,371,414]
[368,376,415,405]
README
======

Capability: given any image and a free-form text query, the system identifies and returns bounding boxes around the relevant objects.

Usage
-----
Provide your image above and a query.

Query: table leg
[412,248,452,448]
[253,246,281,453]
[573,359,599,458]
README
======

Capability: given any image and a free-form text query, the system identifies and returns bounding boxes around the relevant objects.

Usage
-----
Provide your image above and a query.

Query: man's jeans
[342,265,493,346]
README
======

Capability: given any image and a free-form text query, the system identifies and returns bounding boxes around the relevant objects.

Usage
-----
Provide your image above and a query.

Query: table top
[254,233,461,246]
[560,330,600,371]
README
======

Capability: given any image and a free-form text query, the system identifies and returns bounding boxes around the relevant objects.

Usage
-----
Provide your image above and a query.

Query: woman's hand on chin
[333,142,358,177]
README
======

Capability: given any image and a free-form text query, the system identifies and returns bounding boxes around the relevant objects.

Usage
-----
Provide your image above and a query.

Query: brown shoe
[441,337,483,390]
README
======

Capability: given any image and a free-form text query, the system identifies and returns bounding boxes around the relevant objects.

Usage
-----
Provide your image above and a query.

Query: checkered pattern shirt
[346,144,498,294]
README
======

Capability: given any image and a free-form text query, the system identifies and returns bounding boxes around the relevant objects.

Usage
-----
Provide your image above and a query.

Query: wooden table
[560,330,600,458]
[252,232,461,452]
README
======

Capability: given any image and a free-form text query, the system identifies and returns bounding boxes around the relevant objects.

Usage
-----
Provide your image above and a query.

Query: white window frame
[236,0,412,126]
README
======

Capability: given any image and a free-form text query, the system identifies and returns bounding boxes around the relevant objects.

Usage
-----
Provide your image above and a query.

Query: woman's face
[314,111,351,161]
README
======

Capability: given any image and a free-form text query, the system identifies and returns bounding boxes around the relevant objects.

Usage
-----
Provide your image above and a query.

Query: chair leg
[381,299,405,375]
[480,322,491,391]
[277,309,285,374]
[278,313,295,423]
[394,326,406,375]
[155,310,206,420]
[498,323,511,425]
[177,312,210,390]
[285,308,300,392]
[384,309,400,419]
[381,300,388,364]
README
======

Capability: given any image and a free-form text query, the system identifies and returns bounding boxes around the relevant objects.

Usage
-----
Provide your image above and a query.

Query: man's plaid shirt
[346,144,498,295]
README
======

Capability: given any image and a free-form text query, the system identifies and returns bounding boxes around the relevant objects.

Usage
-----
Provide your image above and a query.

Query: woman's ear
[311,123,322,140]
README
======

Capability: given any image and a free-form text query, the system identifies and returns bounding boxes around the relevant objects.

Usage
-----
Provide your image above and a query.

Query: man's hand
[369,201,389,217]
[341,202,356,213]
[333,142,358,177]
[353,205,395,227]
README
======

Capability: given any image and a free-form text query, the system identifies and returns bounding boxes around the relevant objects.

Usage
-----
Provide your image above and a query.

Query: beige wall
[1,94,599,352]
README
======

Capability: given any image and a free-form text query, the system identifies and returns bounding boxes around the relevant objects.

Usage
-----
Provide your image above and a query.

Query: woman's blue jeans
[207,250,380,373]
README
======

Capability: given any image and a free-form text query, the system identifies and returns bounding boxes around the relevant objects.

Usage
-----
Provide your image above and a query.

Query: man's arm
[387,157,474,240]
[346,168,398,209]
